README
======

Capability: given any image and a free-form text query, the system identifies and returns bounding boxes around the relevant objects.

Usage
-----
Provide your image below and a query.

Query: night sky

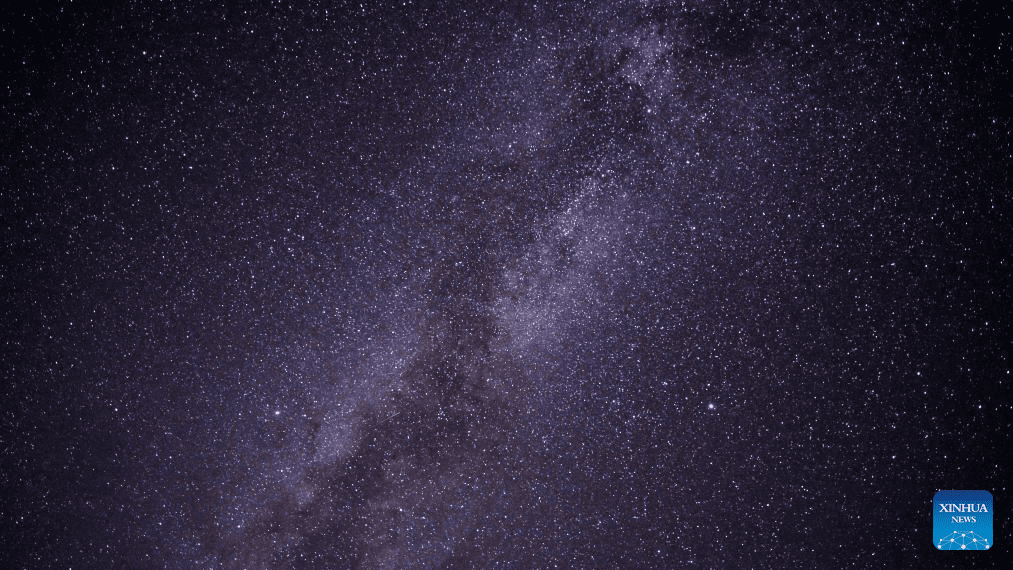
[2,1,1010,568]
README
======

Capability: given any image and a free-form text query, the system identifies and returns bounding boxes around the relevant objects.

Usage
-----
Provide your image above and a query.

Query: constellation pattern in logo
[936,531,991,550]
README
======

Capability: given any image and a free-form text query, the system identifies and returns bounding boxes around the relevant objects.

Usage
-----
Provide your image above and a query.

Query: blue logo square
[933,490,993,550]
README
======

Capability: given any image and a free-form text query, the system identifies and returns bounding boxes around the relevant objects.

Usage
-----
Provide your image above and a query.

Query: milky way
[3,1,1010,568]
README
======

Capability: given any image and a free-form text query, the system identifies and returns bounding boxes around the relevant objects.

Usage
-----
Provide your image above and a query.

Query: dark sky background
[2,1,1010,568]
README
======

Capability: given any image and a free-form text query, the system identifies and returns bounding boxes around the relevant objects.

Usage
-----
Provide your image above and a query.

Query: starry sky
[2,1,1010,568]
